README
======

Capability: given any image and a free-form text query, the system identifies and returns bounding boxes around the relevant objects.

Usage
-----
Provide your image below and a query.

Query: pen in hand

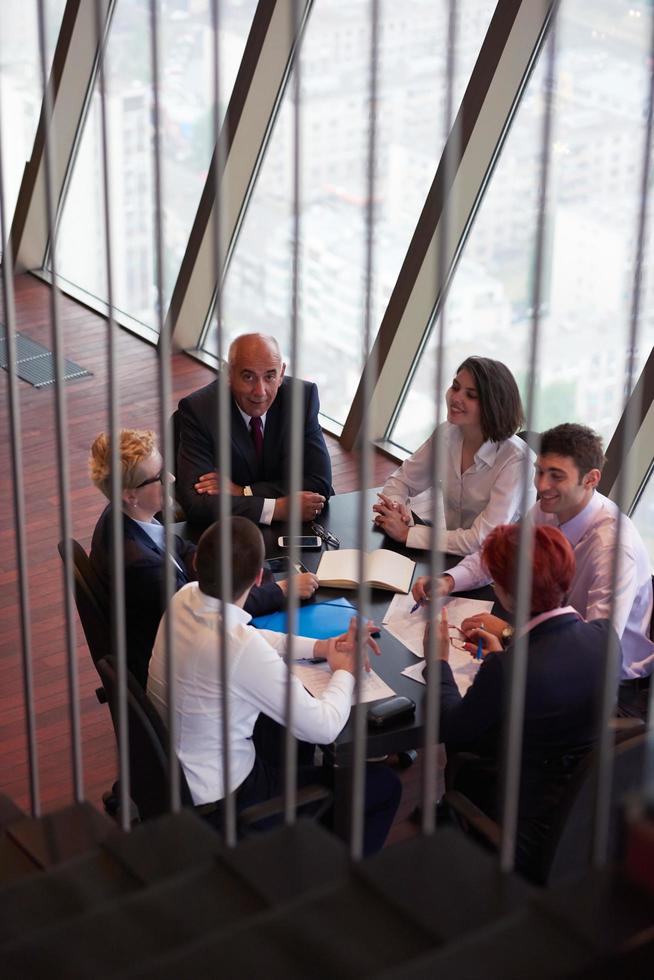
[476,637,483,661]
[410,601,422,614]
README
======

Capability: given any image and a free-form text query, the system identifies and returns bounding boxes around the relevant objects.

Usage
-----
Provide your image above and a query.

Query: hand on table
[273,492,326,522]
[277,572,319,599]
[461,626,502,657]
[315,616,381,676]
[460,613,508,640]
[372,494,411,543]
[411,573,454,606]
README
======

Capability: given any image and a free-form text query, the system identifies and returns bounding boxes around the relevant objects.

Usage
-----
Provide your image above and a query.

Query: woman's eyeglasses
[135,469,165,489]
[447,625,468,652]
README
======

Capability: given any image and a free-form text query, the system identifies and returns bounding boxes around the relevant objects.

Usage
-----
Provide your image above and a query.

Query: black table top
[261,488,495,761]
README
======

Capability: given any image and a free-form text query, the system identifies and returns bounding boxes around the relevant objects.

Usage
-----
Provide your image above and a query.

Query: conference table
[259,488,497,766]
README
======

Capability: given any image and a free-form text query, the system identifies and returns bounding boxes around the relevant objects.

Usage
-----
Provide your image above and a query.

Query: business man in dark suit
[89,428,319,688]
[428,523,616,881]
[176,334,333,528]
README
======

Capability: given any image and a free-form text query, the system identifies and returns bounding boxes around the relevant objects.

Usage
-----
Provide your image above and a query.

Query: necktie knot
[249,416,264,462]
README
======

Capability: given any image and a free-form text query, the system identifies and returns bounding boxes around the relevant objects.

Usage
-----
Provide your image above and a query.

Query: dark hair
[196,517,264,600]
[456,356,524,443]
[540,423,605,476]
[483,523,575,615]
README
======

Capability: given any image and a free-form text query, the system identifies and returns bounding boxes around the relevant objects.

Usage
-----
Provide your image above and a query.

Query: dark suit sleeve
[439,654,504,750]
[177,393,220,526]
[248,382,333,501]
[244,581,285,618]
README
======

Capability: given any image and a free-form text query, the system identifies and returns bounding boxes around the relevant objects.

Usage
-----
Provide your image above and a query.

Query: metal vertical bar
[211,0,236,848]
[0,74,41,819]
[148,0,179,811]
[35,0,84,802]
[592,0,654,865]
[421,0,458,837]
[94,0,130,830]
[499,12,558,873]
[283,0,305,825]
[350,0,380,861]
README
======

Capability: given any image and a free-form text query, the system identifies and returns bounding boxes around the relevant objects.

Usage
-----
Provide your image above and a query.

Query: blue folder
[251,597,357,640]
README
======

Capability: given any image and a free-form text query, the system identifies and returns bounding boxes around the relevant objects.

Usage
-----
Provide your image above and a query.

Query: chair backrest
[58,539,112,668]
[96,655,195,821]
[540,729,646,885]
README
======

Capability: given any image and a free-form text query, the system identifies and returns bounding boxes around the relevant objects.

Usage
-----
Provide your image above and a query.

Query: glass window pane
[0,0,67,258]
[50,0,258,333]
[391,0,654,453]
[203,0,496,426]
[631,465,654,570]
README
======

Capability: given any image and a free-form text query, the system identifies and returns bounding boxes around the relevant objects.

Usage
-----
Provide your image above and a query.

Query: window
[390,0,654,454]
[631,463,654,570]
[0,0,67,256]
[202,0,495,426]
[50,0,258,335]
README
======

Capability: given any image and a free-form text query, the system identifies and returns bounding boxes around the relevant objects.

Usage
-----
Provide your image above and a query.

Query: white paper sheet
[382,593,494,659]
[401,649,480,696]
[294,661,395,704]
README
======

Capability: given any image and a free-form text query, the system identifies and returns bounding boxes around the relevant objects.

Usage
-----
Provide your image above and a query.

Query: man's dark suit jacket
[439,614,616,875]
[176,376,333,527]
[90,506,286,687]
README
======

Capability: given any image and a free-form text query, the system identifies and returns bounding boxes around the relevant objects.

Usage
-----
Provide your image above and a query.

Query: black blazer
[176,376,333,527]
[439,614,617,831]
[90,507,284,687]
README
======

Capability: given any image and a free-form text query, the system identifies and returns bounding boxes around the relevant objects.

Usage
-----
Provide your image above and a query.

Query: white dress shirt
[448,491,654,679]
[382,423,535,554]
[147,582,354,804]
[235,405,275,525]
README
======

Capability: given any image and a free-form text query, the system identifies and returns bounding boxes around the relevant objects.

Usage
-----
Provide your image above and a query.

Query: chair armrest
[444,790,502,849]
[238,784,332,832]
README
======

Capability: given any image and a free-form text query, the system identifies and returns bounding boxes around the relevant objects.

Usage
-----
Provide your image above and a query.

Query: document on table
[294,660,395,704]
[382,593,494,659]
[401,653,480,696]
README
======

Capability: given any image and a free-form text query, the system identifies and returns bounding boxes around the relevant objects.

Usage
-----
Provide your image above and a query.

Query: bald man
[177,334,333,527]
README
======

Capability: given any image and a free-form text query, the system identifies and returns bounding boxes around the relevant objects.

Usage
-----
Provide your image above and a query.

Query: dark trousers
[202,754,401,857]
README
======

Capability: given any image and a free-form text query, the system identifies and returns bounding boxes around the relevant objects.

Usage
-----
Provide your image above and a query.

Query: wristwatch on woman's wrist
[500,625,515,649]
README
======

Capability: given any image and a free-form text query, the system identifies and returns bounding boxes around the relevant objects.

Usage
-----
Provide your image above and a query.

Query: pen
[306,656,327,664]
[410,601,421,614]
[476,637,483,661]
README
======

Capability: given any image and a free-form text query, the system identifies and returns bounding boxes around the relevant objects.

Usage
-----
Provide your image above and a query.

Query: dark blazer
[176,376,333,527]
[439,614,617,867]
[90,506,285,688]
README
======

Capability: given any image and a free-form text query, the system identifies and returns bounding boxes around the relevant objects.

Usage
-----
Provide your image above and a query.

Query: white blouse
[382,422,536,555]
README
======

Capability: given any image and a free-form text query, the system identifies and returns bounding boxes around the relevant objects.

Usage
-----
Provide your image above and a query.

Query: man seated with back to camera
[89,428,320,689]
[427,523,615,882]
[176,333,334,530]
[147,516,402,855]
[413,423,654,719]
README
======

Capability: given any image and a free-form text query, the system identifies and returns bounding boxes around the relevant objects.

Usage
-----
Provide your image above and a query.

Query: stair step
[0,847,140,944]
[0,795,27,830]
[7,802,113,869]
[222,819,350,905]
[376,906,596,980]
[123,874,437,980]
[101,809,225,883]
[0,835,40,886]
[1,860,267,978]
[356,826,531,943]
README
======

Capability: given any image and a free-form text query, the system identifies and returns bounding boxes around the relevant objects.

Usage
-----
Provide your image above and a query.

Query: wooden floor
[0,274,421,842]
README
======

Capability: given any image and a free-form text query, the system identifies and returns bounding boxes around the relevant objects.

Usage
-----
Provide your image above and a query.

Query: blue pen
[476,637,483,661]
[410,601,421,614]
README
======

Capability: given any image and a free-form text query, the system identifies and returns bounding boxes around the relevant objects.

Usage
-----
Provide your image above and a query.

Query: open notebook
[316,548,415,594]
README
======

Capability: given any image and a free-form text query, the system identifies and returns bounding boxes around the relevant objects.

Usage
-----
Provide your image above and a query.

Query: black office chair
[444,728,646,886]
[58,538,111,703]
[96,655,331,832]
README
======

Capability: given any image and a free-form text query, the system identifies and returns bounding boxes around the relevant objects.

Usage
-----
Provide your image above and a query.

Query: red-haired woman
[429,523,617,880]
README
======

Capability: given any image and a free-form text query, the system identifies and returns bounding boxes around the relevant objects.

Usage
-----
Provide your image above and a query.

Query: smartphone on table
[265,556,309,575]
[277,535,322,550]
